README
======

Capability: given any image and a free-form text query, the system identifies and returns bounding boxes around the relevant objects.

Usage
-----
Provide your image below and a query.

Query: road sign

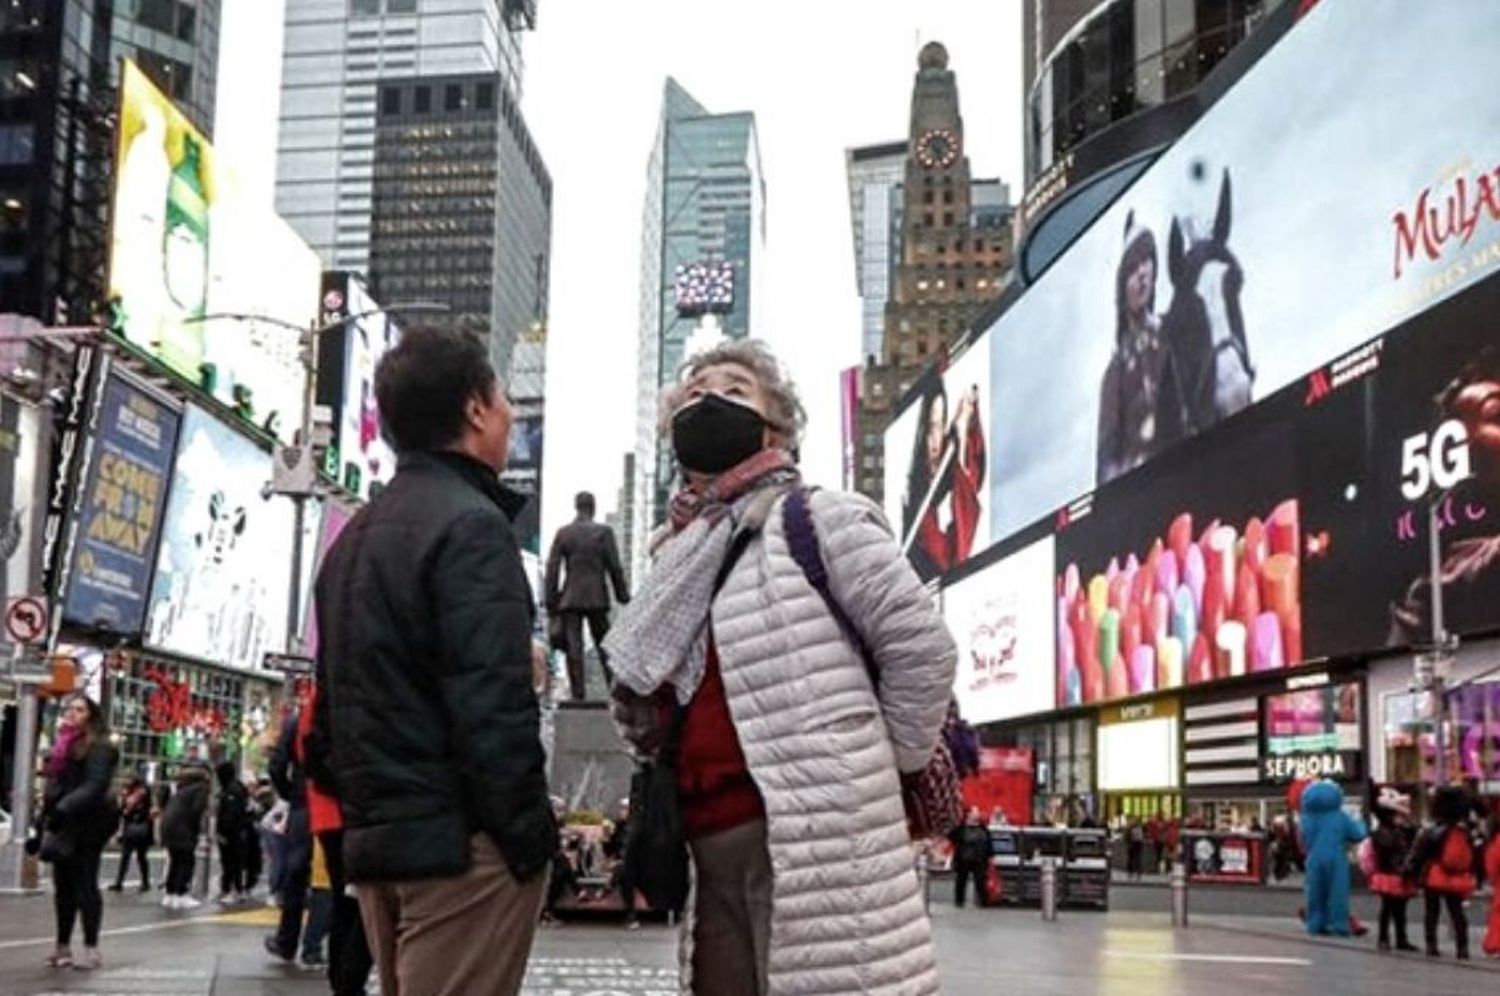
[5,597,48,645]
[263,652,315,675]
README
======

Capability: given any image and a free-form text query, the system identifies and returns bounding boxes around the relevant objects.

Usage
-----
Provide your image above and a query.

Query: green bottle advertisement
[160,134,210,378]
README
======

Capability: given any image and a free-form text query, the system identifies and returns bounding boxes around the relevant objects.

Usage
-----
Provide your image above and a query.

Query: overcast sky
[525,1,1024,543]
[217,0,1026,546]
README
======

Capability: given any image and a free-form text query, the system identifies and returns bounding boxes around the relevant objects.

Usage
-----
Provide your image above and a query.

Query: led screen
[145,406,294,670]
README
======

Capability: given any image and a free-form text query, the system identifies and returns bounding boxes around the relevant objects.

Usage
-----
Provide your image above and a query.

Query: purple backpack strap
[783,487,879,688]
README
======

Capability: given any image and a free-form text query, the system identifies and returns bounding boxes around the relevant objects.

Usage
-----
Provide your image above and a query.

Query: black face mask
[671,393,767,475]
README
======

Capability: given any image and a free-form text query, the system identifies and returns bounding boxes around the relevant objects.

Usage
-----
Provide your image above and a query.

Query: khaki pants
[358,833,547,996]
[690,819,772,996]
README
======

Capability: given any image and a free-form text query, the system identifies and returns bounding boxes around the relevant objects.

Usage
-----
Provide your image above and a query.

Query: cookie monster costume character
[1299,779,1368,936]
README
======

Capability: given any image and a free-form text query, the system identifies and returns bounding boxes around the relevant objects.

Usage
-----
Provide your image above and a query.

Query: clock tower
[851,43,1013,503]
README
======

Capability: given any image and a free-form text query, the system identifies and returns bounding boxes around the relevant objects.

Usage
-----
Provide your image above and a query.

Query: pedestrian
[264,707,314,966]
[1367,787,1418,953]
[545,490,631,701]
[949,807,992,909]
[1406,784,1477,959]
[1482,813,1500,958]
[606,339,957,995]
[241,777,267,897]
[159,761,210,909]
[313,327,557,995]
[301,836,333,972]
[602,799,640,928]
[40,694,118,971]
[1126,818,1145,880]
[110,775,153,893]
[299,681,374,994]
[215,761,251,904]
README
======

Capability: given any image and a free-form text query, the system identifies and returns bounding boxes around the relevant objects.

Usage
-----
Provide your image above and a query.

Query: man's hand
[532,641,550,696]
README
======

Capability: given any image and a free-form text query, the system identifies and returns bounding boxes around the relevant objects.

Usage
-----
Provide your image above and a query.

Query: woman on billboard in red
[902,378,985,583]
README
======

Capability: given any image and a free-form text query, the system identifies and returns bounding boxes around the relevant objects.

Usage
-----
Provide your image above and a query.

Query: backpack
[1440,825,1474,875]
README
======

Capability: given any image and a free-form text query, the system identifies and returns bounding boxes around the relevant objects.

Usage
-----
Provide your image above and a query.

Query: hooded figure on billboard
[902,378,985,582]
[1096,213,1168,483]
[1096,171,1254,485]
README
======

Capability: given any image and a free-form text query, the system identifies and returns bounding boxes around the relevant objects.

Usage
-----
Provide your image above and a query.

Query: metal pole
[1,679,42,892]
[287,496,306,654]
[916,848,930,913]
[1040,856,1058,921]
[1429,500,1448,786]
[1170,861,1189,928]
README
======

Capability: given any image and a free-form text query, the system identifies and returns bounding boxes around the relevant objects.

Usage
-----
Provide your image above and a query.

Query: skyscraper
[110,0,222,137]
[0,0,115,325]
[850,43,1013,504]
[276,0,531,275]
[845,141,907,364]
[632,78,765,577]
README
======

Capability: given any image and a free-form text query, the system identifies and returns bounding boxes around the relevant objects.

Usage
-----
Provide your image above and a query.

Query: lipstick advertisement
[1055,415,1303,709]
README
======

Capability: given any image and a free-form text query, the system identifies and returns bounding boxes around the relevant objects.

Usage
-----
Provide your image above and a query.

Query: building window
[350,0,381,13]
[381,87,401,115]
[135,0,177,33]
[414,86,431,113]
[943,212,954,227]
[387,0,418,11]
[0,125,32,165]
[444,84,463,111]
[922,213,933,227]
[475,82,495,109]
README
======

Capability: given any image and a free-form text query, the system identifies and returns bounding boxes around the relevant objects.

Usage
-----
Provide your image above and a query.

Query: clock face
[915,128,960,170]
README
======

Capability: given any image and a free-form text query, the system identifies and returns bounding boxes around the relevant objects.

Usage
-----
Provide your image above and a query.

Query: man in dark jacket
[545,490,630,700]
[314,327,557,995]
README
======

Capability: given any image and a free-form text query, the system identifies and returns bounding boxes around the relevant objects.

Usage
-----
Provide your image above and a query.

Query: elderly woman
[606,339,956,995]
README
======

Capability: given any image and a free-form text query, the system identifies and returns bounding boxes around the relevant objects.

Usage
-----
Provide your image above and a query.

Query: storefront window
[1383,681,1500,789]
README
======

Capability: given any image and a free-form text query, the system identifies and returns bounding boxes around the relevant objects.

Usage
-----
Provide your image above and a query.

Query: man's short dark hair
[375,327,497,453]
[575,491,595,515]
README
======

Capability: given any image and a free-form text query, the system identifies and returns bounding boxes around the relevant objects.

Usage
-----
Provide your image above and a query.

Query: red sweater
[675,642,764,839]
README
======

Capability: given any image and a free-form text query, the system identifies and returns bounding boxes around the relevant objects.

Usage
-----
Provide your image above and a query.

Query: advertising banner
[1261,681,1362,783]
[145,406,294,671]
[0,395,46,615]
[1184,831,1264,886]
[303,501,354,657]
[317,273,399,499]
[885,338,990,584]
[1054,412,1303,709]
[109,61,317,442]
[962,748,1035,826]
[501,398,544,555]
[983,0,1500,542]
[61,374,180,634]
[943,536,1056,724]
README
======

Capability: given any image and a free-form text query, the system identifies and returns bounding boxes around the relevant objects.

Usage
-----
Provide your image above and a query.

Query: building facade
[276,0,531,276]
[0,0,115,325]
[631,78,765,576]
[110,0,221,137]
[845,141,906,365]
[850,44,1013,505]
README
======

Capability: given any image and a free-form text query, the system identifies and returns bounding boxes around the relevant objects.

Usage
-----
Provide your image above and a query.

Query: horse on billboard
[1160,168,1255,441]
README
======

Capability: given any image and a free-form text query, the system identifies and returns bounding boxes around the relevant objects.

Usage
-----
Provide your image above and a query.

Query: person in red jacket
[1405,784,1476,959]
[299,685,373,995]
[1483,814,1500,958]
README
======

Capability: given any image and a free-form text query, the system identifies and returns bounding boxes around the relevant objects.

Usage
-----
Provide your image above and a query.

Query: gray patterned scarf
[604,452,798,704]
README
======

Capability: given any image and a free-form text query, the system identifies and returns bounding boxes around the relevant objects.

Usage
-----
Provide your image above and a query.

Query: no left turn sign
[6,596,49,645]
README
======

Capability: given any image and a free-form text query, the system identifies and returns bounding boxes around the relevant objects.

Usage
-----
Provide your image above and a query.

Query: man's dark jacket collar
[397,450,529,521]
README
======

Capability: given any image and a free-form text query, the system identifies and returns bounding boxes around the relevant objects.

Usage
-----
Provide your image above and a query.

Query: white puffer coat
[673,487,957,995]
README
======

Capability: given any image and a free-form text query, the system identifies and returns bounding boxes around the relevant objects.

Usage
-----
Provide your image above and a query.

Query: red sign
[963,748,1035,825]
[142,665,227,736]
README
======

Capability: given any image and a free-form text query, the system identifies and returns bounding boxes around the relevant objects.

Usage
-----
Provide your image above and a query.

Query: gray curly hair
[658,339,807,444]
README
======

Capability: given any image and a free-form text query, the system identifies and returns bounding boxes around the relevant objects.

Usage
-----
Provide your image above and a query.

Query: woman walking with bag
[110,775,153,892]
[607,340,956,995]
[40,695,118,971]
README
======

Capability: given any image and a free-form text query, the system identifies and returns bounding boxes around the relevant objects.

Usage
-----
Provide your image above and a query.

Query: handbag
[38,827,76,864]
[622,528,758,912]
[783,487,965,840]
[547,613,567,652]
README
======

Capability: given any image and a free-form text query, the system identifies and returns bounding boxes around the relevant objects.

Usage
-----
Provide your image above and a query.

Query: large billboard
[884,338,991,584]
[109,60,318,442]
[317,273,400,499]
[0,396,46,615]
[501,398,544,555]
[942,536,1055,725]
[61,372,181,634]
[983,0,1500,542]
[145,406,294,671]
